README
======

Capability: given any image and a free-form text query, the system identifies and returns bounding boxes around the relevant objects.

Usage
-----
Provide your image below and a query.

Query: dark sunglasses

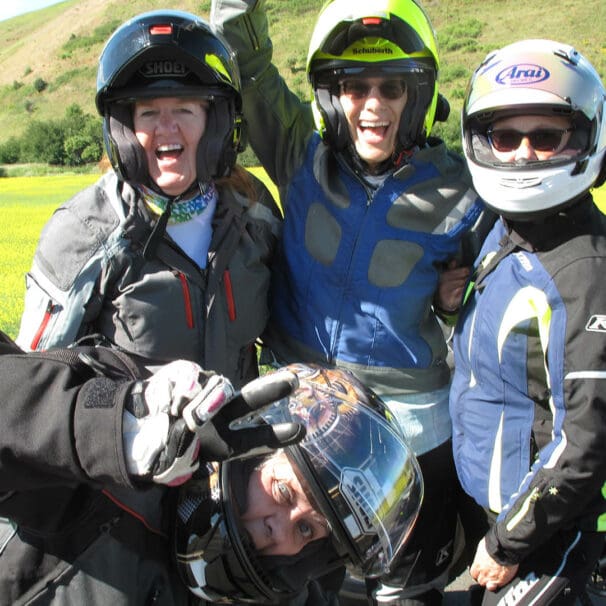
[339,79,407,101]
[487,127,572,153]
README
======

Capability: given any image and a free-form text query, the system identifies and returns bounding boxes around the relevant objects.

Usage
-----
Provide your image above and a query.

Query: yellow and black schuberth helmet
[307,0,442,154]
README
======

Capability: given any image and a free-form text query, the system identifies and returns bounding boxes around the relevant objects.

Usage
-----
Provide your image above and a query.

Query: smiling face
[240,451,329,557]
[133,97,208,196]
[488,114,575,163]
[338,76,408,170]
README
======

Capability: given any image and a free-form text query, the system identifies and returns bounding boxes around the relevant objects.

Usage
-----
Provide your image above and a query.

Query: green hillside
[0,0,604,153]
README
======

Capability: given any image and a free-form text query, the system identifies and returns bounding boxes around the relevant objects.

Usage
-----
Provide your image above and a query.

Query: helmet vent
[499,176,542,189]
[150,25,173,36]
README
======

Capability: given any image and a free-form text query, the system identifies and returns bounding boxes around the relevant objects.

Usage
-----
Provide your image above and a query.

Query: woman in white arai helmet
[450,39,606,606]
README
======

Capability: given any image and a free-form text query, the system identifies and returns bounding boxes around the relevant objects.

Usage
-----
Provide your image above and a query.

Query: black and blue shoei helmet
[96,10,243,184]
[174,363,423,604]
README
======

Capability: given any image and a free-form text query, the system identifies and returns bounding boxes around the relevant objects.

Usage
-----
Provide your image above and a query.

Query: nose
[265,508,306,556]
[363,84,386,105]
[515,136,538,161]
[156,110,178,133]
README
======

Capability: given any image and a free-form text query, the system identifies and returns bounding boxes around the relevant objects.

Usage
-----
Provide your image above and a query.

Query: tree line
[0,104,103,167]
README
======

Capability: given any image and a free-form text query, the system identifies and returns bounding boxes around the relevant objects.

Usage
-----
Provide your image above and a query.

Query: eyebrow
[309,507,330,534]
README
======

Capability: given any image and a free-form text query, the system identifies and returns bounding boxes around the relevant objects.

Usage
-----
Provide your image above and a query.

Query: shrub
[440,64,469,85]
[0,137,21,164]
[11,104,104,166]
[20,120,65,164]
[33,78,48,93]
[439,19,484,52]
[60,20,121,57]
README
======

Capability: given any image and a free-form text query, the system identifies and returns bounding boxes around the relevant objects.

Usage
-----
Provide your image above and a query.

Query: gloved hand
[122,361,303,486]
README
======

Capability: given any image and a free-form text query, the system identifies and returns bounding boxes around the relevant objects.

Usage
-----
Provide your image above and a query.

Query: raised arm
[212,0,314,188]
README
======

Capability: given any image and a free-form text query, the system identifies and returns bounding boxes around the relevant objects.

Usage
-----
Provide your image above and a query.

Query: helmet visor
[467,109,592,169]
[251,364,423,577]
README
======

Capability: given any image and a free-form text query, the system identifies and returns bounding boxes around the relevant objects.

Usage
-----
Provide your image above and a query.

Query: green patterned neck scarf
[138,182,218,224]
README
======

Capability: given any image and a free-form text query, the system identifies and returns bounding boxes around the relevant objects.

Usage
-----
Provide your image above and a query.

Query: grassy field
[1,172,605,340]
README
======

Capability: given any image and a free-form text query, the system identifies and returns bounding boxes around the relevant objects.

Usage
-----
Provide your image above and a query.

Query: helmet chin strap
[142,195,176,260]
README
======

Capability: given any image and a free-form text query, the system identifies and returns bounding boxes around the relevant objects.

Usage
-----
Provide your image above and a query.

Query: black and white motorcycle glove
[122,361,303,486]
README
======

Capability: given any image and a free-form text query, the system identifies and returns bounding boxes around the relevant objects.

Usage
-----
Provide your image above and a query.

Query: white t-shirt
[166,196,217,268]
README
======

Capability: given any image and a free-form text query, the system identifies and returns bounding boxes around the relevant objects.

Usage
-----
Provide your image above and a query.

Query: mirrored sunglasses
[487,127,572,153]
[339,79,407,101]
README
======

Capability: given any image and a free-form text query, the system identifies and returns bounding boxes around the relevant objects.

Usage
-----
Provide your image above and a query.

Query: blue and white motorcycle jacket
[450,197,606,564]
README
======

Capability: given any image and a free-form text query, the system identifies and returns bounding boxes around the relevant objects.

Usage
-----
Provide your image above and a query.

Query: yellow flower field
[0,174,99,337]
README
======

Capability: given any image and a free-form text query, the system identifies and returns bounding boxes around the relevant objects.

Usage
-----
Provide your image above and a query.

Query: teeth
[157,144,183,152]
[359,121,389,128]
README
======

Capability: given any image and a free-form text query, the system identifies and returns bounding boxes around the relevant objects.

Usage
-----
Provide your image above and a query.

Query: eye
[275,480,293,504]
[297,519,313,540]
[134,103,161,120]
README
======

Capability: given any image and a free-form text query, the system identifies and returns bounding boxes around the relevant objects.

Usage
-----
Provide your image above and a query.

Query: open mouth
[155,143,184,160]
[358,120,390,139]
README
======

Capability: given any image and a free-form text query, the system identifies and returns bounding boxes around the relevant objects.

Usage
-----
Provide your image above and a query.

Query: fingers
[215,369,299,423]
[227,422,306,459]
[181,374,236,431]
[152,419,200,486]
[240,369,299,410]
[145,360,206,417]
[182,370,298,432]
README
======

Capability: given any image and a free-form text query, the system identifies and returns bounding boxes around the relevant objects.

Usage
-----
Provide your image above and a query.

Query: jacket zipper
[243,14,260,50]
[327,158,378,362]
[175,272,194,329]
[224,269,237,322]
[30,300,55,350]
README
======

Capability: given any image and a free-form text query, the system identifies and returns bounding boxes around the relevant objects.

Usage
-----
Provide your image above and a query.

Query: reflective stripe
[488,412,505,512]
[497,286,551,368]
[565,370,606,380]
[506,487,540,532]
[599,483,606,532]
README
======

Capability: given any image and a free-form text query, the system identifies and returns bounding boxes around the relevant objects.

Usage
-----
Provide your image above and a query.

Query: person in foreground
[212,1,489,603]
[16,10,280,388]
[450,39,606,605]
[0,330,423,605]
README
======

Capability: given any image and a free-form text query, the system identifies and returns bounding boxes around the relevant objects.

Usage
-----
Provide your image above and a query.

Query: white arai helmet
[462,39,606,220]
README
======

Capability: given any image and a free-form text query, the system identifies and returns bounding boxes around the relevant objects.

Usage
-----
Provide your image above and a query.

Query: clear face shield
[232,364,423,578]
[467,109,592,170]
